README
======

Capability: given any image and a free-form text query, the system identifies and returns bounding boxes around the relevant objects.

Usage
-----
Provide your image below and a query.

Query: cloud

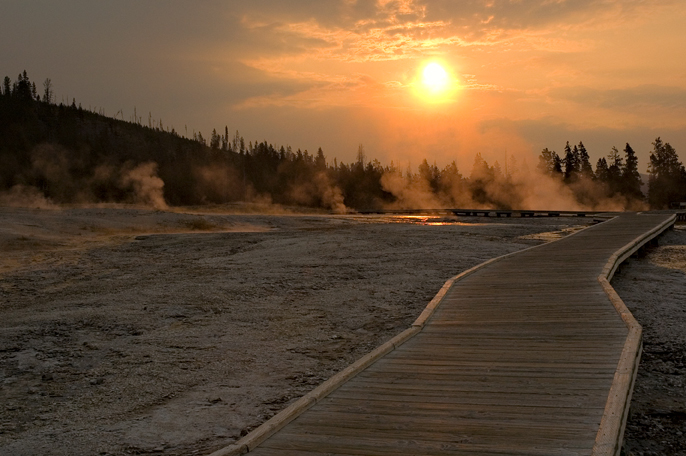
[236,0,679,64]
[552,85,686,111]
[228,0,680,112]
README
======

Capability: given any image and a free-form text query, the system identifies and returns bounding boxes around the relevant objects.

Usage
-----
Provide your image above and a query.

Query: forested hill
[2,71,685,211]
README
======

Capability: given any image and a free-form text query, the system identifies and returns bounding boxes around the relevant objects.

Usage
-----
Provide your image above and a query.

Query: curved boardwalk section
[219,213,675,456]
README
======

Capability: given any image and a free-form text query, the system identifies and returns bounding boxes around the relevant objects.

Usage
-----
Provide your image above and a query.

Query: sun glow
[423,63,449,92]
[414,61,458,103]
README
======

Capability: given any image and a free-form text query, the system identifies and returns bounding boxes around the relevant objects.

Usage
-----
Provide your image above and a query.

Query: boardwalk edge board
[208,218,607,456]
[591,213,676,456]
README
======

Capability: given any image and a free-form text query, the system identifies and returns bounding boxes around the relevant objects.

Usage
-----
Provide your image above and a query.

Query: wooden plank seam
[591,214,676,456]
[207,218,610,456]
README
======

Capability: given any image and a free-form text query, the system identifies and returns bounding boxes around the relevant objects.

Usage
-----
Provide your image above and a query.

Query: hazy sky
[2,0,685,171]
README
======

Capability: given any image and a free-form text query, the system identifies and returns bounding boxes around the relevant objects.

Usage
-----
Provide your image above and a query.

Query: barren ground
[0,207,682,455]
[614,224,686,456]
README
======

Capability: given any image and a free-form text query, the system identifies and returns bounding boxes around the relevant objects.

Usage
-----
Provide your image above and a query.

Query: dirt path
[0,207,587,456]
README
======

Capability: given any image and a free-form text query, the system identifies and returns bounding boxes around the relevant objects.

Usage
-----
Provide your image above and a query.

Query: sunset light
[2,2,686,453]
[422,63,449,93]
[414,61,458,103]
[2,1,685,185]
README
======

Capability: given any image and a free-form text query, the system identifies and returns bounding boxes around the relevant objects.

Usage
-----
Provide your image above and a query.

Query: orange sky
[2,0,686,172]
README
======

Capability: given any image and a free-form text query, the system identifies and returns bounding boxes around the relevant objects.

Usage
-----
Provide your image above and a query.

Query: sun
[422,62,449,93]
[414,61,458,103]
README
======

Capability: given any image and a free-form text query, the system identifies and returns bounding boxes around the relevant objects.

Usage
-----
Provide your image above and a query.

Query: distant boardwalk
[216,213,676,456]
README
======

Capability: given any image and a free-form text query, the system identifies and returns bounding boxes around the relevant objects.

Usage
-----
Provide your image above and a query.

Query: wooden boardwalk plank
[221,213,674,456]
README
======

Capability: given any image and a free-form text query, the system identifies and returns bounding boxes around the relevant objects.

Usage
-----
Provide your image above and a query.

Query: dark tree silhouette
[42,78,54,104]
[0,70,678,212]
[578,142,594,180]
[648,137,685,208]
[606,147,623,195]
[563,141,578,182]
[2,76,10,97]
[537,148,562,177]
[595,157,609,183]
[621,143,643,200]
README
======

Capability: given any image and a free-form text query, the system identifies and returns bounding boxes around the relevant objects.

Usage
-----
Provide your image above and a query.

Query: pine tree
[210,128,220,149]
[648,137,685,208]
[537,148,562,177]
[621,143,643,200]
[595,157,609,183]
[606,147,623,195]
[2,76,10,96]
[43,78,53,104]
[553,153,563,175]
[492,160,503,180]
[563,141,578,182]
[14,71,33,101]
[315,147,326,170]
[578,142,594,180]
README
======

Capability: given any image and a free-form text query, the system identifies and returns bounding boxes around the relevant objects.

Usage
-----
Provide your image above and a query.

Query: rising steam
[378,157,647,211]
[120,162,168,210]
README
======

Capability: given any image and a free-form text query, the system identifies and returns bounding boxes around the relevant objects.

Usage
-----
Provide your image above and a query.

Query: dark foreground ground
[0,207,683,455]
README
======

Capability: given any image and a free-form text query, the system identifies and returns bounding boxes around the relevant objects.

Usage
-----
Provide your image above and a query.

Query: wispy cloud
[230,0,679,110]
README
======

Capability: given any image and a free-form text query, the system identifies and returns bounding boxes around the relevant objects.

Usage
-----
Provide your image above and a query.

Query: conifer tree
[210,129,220,149]
[315,147,326,170]
[621,143,643,200]
[606,147,623,195]
[595,157,609,183]
[578,142,594,179]
[563,141,578,182]
[537,148,562,177]
[2,76,10,96]
[43,78,53,104]
[648,137,685,208]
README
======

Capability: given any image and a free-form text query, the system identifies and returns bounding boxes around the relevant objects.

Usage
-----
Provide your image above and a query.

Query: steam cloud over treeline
[2,71,685,211]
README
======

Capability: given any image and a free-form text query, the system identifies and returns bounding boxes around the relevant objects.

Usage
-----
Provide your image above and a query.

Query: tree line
[536,139,685,209]
[1,71,684,211]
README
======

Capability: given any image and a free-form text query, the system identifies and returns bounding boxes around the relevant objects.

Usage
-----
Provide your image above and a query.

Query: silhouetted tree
[578,142,594,180]
[595,157,609,183]
[469,153,493,204]
[13,71,33,101]
[563,141,579,182]
[418,159,440,192]
[537,148,562,177]
[621,143,643,200]
[42,78,54,104]
[210,128,220,149]
[648,137,685,208]
[2,76,10,97]
[606,147,623,195]
[315,147,326,170]
[4,70,681,212]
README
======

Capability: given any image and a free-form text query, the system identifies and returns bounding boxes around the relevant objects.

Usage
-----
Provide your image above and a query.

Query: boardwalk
[215,213,676,456]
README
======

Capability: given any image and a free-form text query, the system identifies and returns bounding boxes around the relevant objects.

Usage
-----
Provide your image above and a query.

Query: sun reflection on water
[343,214,488,226]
